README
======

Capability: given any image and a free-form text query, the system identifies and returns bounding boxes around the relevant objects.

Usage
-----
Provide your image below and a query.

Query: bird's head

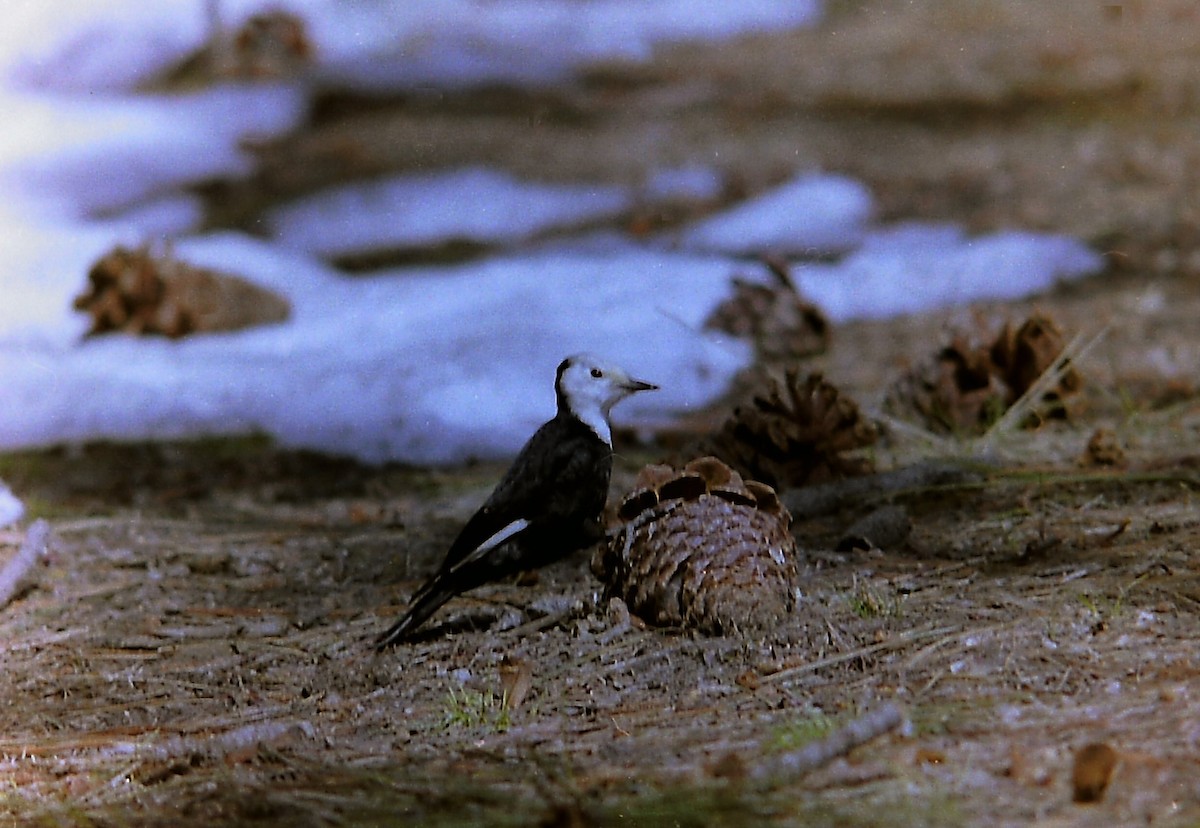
[555,353,657,443]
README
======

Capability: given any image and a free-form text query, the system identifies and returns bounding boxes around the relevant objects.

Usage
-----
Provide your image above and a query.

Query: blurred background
[0,0,1195,464]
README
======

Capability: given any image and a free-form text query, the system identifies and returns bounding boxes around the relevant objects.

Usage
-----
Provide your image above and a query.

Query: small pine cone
[706,277,830,363]
[706,370,876,489]
[74,245,290,339]
[595,457,798,635]
[156,10,312,88]
[1082,427,1125,468]
[232,11,313,78]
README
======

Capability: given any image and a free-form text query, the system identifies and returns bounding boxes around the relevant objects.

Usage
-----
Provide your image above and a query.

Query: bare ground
[4,2,1200,825]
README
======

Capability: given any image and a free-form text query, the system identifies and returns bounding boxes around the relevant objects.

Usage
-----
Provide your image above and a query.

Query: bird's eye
[590,368,603,378]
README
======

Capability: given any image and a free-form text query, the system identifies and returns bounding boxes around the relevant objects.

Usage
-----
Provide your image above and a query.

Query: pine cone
[231,11,312,78]
[157,10,312,87]
[74,245,290,339]
[594,457,798,635]
[705,258,829,363]
[886,313,1083,434]
[705,370,877,489]
[885,334,1007,434]
[990,313,1082,422]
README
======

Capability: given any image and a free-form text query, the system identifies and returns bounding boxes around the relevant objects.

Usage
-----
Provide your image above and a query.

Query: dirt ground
[4,1,1200,825]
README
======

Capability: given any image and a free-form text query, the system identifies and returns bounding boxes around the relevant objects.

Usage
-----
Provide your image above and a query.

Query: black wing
[440,414,610,571]
[375,415,611,647]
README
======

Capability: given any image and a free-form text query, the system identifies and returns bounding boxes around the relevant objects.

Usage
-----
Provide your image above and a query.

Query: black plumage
[376,354,655,647]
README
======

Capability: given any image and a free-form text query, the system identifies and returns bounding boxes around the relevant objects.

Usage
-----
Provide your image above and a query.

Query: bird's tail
[375,576,457,649]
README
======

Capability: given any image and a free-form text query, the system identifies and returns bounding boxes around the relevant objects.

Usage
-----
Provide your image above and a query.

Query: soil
[4,2,1200,825]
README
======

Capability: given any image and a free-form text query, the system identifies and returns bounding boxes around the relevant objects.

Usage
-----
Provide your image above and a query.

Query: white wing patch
[449,518,530,574]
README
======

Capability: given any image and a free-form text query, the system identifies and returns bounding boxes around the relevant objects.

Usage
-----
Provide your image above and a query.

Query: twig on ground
[0,519,49,609]
[761,624,959,685]
[140,719,313,762]
[781,460,988,520]
[979,326,1108,447]
[749,703,905,785]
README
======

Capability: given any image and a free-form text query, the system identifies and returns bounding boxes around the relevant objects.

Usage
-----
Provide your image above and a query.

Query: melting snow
[1,235,750,463]
[795,223,1103,321]
[3,0,823,93]
[267,168,633,258]
[679,173,874,255]
[0,481,23,528]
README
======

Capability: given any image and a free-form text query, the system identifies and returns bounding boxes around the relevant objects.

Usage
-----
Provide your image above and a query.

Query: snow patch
[793,224,1103,322]
[0,84,307,220]
[0,482,23,528]
[0,2,1109,466]
[680,173,874,255]
[2,1,823,93]
[0,236,750,464]
[267,168,632,258]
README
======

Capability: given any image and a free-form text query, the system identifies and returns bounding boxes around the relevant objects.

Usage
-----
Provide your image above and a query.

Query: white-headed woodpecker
[376,354,657,647]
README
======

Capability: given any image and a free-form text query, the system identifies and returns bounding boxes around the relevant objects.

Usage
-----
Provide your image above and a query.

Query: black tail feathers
[375,578,456,649]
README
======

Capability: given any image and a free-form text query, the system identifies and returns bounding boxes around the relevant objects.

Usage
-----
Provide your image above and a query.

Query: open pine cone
[705,370,877,490]
[885,333,1008,434]
[886,312,1082,433]
[990,314,1082,419]
[594,457,798,635]
[74,245,291,339]
[158,10,312,87]
[705,258,830,363]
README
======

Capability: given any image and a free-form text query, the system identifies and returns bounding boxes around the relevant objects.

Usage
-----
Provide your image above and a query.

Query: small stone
[1072,742,1118,803]
[1082,427,1126,467]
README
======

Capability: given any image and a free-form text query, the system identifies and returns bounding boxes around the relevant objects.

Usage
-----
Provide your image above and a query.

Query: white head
[555,353,657,445]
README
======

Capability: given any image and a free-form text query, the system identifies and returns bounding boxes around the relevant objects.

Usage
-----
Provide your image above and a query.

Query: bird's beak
[623,377,658,394]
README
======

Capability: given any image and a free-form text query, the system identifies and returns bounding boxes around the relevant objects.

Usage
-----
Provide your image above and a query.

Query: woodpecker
[376,353,657,647]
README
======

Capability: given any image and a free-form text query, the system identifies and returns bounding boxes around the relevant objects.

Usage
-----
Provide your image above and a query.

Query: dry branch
[780,459,987,520]
[138,720,314,763]
[761,624,963,685]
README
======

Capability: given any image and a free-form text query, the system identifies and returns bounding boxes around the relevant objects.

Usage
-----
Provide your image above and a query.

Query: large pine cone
[594,457,799,635]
